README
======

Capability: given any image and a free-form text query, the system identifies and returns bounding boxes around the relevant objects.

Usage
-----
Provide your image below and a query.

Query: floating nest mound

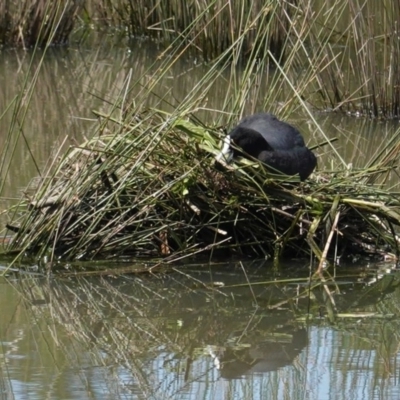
[5,110,400,264]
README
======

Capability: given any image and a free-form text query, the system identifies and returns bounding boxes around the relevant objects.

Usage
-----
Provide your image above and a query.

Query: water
[1,260,400,400]
[1,42,400,399]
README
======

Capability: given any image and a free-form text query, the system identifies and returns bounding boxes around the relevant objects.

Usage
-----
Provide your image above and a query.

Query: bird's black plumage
[216,113,317,181]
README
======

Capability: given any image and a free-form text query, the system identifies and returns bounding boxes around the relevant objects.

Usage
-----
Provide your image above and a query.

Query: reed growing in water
[90,0,293,61]
[0,0,398,116]
[88,0,400,117]
[0,0,83,47]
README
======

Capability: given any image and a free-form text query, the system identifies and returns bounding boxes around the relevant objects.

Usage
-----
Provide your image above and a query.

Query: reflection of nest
[15,264,311,361]
[208,328,308,379]
[10,263,400,394]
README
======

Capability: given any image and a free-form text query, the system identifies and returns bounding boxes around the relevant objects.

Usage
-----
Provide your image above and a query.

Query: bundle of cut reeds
[5,108,400,266]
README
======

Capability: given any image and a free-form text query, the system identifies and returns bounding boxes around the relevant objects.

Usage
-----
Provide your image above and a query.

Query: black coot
[216,113,317,181]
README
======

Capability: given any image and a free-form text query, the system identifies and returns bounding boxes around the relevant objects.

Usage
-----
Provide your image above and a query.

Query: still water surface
[1,260,400,400]
[1,42,400,399]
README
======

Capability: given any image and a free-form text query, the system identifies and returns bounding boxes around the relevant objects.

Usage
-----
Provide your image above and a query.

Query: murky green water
[1,42,400,399]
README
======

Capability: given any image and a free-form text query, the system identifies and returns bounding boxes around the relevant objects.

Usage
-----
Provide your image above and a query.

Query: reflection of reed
[13,264,310,385]
[6,263,400,396]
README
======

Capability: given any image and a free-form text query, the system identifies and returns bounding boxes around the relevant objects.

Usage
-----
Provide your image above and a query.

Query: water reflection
[208,327,308,379]
[1,260,400,399]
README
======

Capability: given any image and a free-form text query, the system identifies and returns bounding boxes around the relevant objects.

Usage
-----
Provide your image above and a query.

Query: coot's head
[215,127,273,164]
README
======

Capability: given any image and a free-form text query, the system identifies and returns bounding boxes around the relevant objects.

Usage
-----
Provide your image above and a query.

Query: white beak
[215,135,233,164]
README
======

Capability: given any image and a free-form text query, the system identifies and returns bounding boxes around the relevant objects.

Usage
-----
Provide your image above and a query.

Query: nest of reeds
[5,110,400,264]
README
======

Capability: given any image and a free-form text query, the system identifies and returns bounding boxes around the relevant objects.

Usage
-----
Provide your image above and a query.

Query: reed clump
[0,0,83,47]
[89,0,400,117]
[91,0,293,61]
[1,0,399,117]
[5,108,400,266]
[308,0,400,118]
